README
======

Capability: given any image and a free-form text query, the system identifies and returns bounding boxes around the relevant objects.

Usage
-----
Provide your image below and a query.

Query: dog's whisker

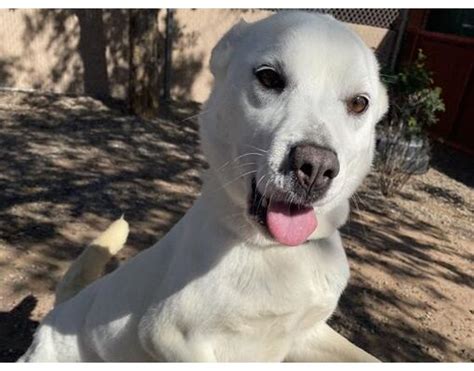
[234,152,264,160]
[179,110,210,123]
[242,144,269,153]
[212,162,257,189]
[268,191,275,211]
[235,219,251,231]
[257,177,272,212]
[286,193,295,211]
[216,170,257,193]
[229,162,256,170]
[255,174,267,190]
[253,174,267,207]
[216,152,263,173]
[222,212,246,222]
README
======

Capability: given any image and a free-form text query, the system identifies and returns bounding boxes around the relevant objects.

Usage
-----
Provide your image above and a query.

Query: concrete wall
[168,9,393,103]
[0,9,130,99]
[0,9,394,103]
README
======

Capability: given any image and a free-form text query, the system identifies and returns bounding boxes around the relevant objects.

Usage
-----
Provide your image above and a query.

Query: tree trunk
[128,9,162,117]
[75,10,110,101]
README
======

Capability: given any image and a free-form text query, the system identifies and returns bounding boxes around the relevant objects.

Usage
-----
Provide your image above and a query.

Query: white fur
[54,216,129,306]
[20,12,387,362]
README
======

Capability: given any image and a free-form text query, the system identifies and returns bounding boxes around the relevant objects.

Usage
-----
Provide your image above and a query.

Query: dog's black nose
[290,143,339,191]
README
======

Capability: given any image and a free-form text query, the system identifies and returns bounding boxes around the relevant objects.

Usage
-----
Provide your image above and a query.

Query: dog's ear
[210,19,249,79]
[375,81,389,122]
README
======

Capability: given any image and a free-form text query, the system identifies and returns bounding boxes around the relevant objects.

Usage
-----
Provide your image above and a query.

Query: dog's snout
[290,144,339,192]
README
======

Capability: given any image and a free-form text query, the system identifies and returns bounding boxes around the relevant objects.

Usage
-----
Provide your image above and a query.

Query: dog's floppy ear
[210,19,249,79]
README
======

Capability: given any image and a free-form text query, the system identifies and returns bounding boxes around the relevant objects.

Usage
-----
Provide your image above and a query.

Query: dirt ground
[0,91,472,362]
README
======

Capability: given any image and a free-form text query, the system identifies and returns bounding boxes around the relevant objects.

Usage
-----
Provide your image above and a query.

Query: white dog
[20,11,388,362]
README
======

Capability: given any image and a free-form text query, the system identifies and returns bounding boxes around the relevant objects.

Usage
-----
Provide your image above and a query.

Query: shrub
[375,49,445,197]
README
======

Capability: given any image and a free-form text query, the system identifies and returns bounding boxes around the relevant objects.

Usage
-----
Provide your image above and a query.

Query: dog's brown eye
[348,95,369,114]
[255,66,285,91]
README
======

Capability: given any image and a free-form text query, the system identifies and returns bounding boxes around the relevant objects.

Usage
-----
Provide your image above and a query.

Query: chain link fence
[268,9,401,29]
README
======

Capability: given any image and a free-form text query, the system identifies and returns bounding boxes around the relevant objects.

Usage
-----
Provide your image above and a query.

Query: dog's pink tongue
[266,202,317,246]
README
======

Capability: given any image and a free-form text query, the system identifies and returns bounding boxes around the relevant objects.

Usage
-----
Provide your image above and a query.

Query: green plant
[375,50,446,197]
[382,49,445,137]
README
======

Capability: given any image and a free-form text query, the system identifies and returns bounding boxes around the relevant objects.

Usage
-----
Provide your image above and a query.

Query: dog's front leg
[142,327,218,362]
[285,322,379,362]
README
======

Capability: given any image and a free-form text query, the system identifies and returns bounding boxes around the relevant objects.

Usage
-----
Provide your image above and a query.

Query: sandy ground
[0,91,472,362]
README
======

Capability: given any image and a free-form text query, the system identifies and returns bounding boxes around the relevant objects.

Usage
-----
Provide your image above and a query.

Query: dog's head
[200,12,388,246]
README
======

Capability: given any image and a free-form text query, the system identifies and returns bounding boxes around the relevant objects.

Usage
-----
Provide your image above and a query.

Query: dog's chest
[226,253,343,318]
[142,239,349,361]
[207,245,348,360]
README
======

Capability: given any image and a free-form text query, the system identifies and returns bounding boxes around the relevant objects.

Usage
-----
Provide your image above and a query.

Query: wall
[0,9,130,100]
[0,9,392,103]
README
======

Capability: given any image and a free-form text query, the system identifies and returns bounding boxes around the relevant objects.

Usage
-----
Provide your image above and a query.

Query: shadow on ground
[329,171,473,361]
[1,90,206,245]
[430,142,474,189]
[0,295,39,362]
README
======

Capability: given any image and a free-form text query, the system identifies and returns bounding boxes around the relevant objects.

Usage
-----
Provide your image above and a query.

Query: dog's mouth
[248,178,317,246]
